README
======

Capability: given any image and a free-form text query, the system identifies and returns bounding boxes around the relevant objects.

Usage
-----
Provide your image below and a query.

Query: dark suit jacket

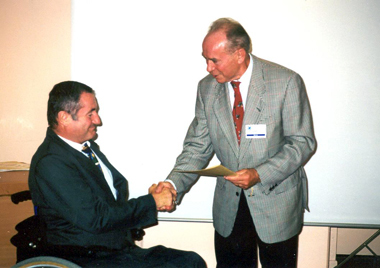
[29,128,157,250]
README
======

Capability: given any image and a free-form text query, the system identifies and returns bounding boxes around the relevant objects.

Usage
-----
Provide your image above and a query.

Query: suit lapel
[213,82,240,158]
[211,56,267,161]
[90,143,126,201]
[73,148,114,198]
[239,56,267,157]
[47,129,121,202]
[49,130,106,185]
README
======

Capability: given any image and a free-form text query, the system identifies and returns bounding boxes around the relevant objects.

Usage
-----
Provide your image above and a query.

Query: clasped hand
[149,182,177,212]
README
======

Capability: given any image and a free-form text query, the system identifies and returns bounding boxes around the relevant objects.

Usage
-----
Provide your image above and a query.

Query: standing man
[28,81,206,268]
[158,18,316,267]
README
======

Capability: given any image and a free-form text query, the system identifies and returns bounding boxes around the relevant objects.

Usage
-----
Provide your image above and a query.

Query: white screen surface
[72,0,380,227]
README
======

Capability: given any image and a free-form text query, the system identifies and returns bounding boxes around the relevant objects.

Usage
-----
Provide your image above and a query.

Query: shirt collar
[57,135,89,152]
[233,54,253,85]
[228,54,253,107]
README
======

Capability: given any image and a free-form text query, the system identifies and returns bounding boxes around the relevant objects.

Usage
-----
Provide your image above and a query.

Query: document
[174,164,235,177]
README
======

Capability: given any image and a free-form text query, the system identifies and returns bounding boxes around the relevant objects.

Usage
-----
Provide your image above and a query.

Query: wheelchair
[11,256,81,268]
[10,190,145,268]
[10,190,80,268]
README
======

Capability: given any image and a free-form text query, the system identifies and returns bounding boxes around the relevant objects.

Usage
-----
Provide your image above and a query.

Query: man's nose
[206,61,215,73]
[93,113,102,125]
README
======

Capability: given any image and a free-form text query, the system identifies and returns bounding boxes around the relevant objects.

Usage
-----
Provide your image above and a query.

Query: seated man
[28,81,206,268]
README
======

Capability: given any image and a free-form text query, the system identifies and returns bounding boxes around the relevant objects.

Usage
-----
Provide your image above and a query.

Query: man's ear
[57,111,71,126]
[237,48,247,64]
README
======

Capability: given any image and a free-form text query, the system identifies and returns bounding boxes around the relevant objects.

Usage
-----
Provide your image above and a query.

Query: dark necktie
[82,143,102,172]
[82,143,120,200]
[231,81,244,145]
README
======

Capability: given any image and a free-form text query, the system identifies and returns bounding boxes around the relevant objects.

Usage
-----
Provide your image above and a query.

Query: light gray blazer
[166,55,316,243]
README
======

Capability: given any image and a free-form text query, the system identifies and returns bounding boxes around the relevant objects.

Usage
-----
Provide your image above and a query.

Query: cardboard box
[0,171,29,195]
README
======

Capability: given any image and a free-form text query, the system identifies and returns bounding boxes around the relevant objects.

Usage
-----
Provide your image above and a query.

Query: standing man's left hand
[224,168,261,189]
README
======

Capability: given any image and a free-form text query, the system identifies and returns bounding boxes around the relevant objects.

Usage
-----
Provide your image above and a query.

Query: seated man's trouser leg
[48,244,207,268]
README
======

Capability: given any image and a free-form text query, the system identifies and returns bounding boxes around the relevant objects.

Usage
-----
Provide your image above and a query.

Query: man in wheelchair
[15,81,206,268]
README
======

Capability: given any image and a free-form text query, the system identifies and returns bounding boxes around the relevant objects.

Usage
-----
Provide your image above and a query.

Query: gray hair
[208,18,252,54]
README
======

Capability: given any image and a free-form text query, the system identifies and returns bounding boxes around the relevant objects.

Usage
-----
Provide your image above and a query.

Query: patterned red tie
[231,81,244,145]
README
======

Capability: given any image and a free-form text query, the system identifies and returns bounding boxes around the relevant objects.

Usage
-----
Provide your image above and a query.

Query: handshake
[149,182,177,212]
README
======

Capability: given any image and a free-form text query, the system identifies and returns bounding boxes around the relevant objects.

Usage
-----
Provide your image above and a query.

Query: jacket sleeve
[166,82,215,201]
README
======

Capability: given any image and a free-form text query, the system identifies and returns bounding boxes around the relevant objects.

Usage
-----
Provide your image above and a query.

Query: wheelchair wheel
[11,256,81,268]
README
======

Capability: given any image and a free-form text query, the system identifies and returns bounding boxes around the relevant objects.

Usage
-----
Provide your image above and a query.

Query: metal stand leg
[335,229,380,268]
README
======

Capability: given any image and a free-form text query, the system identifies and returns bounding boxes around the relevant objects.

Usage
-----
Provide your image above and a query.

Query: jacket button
[236,192,239,196]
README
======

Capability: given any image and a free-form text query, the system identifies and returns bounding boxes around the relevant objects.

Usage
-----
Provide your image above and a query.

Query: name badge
[246,124,266,139]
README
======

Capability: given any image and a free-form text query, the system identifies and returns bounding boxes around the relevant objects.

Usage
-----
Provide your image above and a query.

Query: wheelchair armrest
[11,190,32,204]
[131,228,145,241]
